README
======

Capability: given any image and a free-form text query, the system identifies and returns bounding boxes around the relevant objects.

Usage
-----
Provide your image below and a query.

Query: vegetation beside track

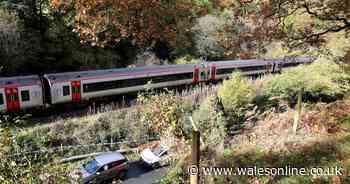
[158,58,350,184]
[1,58,350,183]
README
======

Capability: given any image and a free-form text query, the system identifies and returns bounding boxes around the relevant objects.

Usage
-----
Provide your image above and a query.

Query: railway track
[23,83,217,124]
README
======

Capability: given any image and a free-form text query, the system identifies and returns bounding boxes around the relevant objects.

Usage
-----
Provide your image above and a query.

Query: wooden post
[190,117,200,184]
[293,87,304,134]
[191,130,200,184]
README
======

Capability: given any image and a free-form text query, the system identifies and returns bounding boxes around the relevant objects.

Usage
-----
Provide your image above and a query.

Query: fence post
[293,87,304,134]
[189,117,200,184]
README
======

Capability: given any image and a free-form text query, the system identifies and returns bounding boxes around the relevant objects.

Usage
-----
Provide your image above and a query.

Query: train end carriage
[282,56,316,69]
[294,56,317,65]
[0,75,44,112]
[210,59,274,80]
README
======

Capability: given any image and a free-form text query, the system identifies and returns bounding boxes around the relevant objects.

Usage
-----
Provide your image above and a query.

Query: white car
[140,145,169,167]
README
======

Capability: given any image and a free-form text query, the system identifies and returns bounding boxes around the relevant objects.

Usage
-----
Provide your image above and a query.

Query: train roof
[0,75,42,88]
[44,63,197,83]
[43,56,316,83]
[44,58,279,82]
[208,56,315,66]
[207,59,274,66]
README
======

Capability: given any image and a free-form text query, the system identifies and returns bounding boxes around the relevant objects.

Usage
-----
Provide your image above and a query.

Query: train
[0,57,315,112]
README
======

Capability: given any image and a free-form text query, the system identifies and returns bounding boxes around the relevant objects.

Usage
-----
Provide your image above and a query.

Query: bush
[16,108,150,152]
[157,157,187,184]
[0,115,72,183]
[218,72,257,121]
[263,58,350,103]
[137,90,193,139]
[173,55,200,64]
[192,95,226,147]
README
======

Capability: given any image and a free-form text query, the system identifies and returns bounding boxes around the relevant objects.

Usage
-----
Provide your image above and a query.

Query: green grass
[341,116,350,129]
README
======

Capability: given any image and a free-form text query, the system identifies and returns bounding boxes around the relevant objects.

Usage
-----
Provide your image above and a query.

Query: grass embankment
[16,85,217,154]
[212,98,350,184]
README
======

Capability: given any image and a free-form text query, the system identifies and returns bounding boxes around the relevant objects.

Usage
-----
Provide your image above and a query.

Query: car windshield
[83,159,100,174]
[151,146,166,156]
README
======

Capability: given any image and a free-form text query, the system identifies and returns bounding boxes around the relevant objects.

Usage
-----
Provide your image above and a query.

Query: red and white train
[0,57,315,112]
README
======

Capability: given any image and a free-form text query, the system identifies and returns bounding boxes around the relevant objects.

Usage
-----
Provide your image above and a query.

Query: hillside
[1,0,350,183]
[0,58,349,183]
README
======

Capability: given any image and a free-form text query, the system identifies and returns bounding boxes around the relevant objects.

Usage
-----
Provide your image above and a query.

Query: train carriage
[281,56,316,69]
[0,75,44,111]
[44,64,199,104]
[210,59,274,80]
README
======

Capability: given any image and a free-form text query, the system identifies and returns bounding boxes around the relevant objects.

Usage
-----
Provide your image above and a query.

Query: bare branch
[302,2,350,25]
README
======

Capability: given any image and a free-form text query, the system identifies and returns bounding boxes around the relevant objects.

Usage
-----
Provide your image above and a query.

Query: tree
[263,0,350,47]
[207,1,281,59]
[51,0,206,48]
[0,7,41,76]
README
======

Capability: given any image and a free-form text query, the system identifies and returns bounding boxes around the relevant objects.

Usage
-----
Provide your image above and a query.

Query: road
[122,161,170,184]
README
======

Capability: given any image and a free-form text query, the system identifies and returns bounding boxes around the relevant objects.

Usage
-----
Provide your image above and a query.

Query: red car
[77,152,129,184]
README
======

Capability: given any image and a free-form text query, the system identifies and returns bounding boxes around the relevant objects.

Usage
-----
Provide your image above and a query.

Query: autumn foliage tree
[215,0,350,59]
[261,0,350,47]
[193,0,281,59]
[51,0,206,48]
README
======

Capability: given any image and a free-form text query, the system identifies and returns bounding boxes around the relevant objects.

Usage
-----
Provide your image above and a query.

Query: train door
[5,87,20,111]
[193,66,199,82]
[199,63,209,82]
[210,64,216,80]
[71,81,81,102]
[193,64,210,83]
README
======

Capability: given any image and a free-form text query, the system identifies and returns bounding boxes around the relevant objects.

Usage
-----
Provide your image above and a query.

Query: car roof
[94,152,126,165]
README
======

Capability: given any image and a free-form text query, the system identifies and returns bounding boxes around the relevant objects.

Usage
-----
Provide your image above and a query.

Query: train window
[63,86,70,96]
[283,63,299,67]
[72,86,80,93]
[242,65,267,71]
[0,93,3,105]
[200,71,207,79]
[83,72,193,93]
[11,94,18,101]
[21,90,30,102]
[216,65,267,75]
[216,68,237,75]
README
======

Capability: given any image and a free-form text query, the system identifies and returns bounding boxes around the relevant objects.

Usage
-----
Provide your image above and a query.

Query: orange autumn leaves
[51,0,203,47]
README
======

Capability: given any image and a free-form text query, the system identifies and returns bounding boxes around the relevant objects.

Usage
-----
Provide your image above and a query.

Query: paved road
[122,161,170,184]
